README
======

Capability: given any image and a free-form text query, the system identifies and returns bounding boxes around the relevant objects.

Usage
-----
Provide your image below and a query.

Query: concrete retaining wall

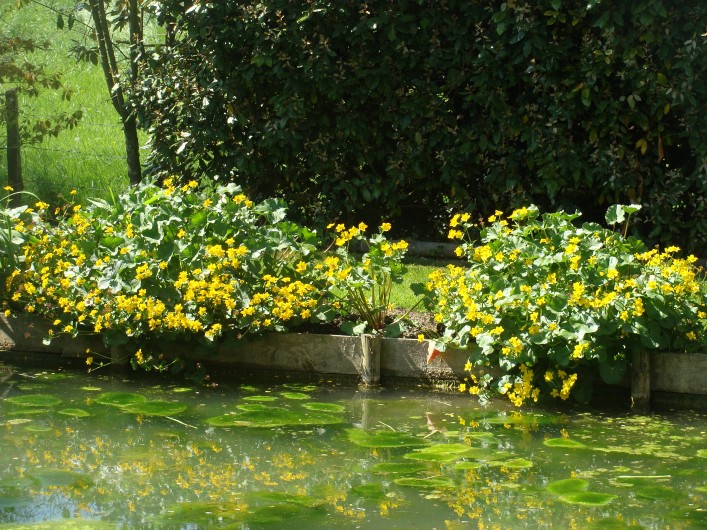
[1,314,705,404]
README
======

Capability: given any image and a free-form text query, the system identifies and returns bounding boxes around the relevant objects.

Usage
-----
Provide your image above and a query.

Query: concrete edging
[1,314,705,403]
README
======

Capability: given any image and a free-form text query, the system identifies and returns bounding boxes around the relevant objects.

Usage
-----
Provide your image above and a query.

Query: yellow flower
[380,222,392,232]
[358,222,368,232]
[417,334,425,343]
[86,356,93,366]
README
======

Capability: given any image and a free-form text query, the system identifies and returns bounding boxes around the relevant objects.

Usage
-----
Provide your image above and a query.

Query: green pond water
[0,367,705,529]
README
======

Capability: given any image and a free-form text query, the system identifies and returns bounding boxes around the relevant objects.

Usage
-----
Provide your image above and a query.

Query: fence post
[5,88,23,206]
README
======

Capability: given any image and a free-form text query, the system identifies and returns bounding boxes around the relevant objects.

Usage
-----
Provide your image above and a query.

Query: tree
[24,0,149,185]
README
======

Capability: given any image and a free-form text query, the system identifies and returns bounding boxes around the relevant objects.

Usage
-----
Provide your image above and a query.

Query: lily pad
[280,392,311,400]
[58,408,92,418]
[635,485,682,500]
[157,501,250,526]
[559,492,617,506]
[95,392,147,408]
[351,483,387,500]
[696,449,707,459]
[282,383,318,392]
[237,403,272,412]
[453,461,483,470]
[547,478,589,495]
[23,424,52,432]
[496,458,533,469]
[206,406,343,428]
[543,438,588,449]
[6,394,62,407]
[302,402,346,413]
[372,462,428,475]
[246,491,327,509]
[404,443,476,463]
[242,395,278,402]
[464,432,497,442]
[394,476,455,489]
[124,401,187,417]
[347,429,428,449]
[481,412,557,426]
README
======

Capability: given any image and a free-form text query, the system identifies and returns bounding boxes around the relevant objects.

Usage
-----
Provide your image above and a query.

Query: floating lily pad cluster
[94,392,187,416]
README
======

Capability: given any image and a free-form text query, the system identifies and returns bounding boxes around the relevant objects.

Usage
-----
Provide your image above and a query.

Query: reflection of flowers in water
[0,376,704,528]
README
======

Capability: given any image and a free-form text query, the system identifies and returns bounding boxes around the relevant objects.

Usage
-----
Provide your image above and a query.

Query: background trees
[12,1,706,253]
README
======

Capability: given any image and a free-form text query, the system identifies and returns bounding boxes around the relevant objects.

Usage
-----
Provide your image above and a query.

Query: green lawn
[1,1,137,205]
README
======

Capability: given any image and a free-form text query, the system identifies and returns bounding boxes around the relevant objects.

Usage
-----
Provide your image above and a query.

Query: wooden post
[360,334,381,387]
[631,351,651,410]
[5,89,23,205]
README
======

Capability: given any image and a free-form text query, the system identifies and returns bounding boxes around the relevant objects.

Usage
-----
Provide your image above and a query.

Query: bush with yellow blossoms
[2,179,333,370]
[321,221,410,335]
[425,204,707,406]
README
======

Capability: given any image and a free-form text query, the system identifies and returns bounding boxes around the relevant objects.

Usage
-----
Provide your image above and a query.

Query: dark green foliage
[139,1,707,251]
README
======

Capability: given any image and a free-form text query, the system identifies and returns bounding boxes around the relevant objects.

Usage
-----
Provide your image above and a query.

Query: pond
[0,366,705,529]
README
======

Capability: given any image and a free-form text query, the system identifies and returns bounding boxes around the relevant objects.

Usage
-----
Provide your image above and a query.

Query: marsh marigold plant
[321,221,409,335]
[3,179,332,370]
[426,205,707,406]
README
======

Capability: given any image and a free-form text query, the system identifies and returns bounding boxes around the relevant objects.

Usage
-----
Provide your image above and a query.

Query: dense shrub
[139,0,707,250]
[424,205,707,406]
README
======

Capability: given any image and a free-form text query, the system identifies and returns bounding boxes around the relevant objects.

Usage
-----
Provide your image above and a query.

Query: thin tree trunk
[88,0,142,184]
[5,89,23,205]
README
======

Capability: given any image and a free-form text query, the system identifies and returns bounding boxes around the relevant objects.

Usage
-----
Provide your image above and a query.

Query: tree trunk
[88,0,142,184]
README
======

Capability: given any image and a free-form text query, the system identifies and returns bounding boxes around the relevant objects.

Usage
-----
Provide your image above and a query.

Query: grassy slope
[1,2,133,204]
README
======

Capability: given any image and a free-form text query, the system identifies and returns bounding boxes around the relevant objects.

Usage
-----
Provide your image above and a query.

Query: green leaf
[340,321,367,335]
[605,205,625,225]
[599,359,627,385]
[384,321,406,338]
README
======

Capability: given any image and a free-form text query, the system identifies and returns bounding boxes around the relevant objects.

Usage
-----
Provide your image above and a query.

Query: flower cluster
[321,222,409,334]
[3,179,331,370]
[425,204,707,405]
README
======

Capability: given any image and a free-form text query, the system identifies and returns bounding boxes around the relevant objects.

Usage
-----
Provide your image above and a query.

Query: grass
[390,262,438,310]
[1,1,137,205]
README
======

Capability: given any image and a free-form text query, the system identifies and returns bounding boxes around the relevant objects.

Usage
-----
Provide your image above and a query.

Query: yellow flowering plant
[322,222,410,335]
[425,204,707,406]
[3,179,332,371]
[0,189,44,301]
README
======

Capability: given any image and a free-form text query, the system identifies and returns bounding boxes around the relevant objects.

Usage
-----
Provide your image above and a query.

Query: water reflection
[0,369,704,529]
